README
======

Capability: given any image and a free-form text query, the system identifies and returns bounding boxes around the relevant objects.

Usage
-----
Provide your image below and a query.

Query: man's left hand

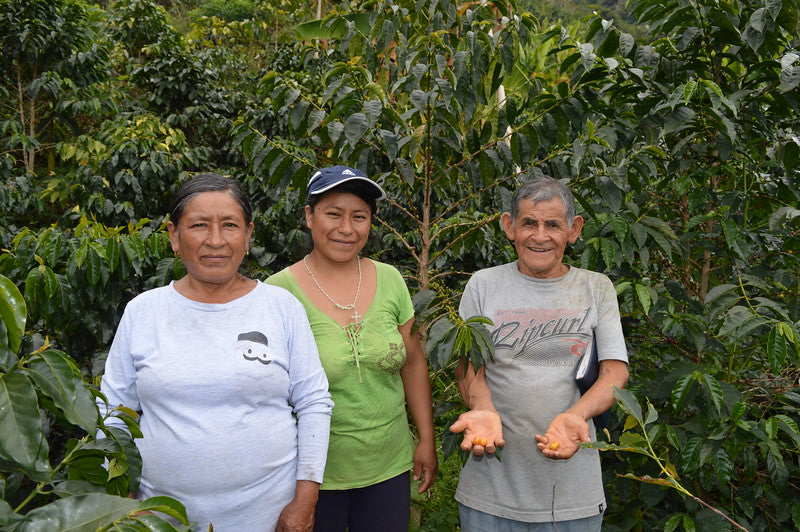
[535,412,590,459]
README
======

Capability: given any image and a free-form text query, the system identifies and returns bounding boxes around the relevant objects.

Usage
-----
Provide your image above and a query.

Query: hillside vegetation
[1,0,799,530]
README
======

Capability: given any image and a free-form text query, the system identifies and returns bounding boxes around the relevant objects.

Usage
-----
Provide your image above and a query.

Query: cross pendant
[351,309,362,323]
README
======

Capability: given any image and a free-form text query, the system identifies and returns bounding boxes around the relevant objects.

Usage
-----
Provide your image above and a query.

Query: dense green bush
[1,0,798,529]
[188,0,255,22]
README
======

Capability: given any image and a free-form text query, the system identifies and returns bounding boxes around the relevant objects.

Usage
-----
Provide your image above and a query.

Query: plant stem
[689,494,749,532]
[13,436,88,514]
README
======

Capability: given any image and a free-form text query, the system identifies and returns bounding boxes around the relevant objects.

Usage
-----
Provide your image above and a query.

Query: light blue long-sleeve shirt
[99,282,332,530]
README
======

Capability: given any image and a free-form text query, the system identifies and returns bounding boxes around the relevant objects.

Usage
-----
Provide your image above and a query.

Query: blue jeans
[459,503,603,532]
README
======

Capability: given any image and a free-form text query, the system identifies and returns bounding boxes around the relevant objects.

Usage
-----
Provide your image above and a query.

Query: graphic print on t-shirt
[376,342,406,374]
[490,307,592,366]
[236,331,273,365]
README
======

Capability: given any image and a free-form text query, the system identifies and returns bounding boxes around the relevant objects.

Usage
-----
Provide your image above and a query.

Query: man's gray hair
[510,177,577,227]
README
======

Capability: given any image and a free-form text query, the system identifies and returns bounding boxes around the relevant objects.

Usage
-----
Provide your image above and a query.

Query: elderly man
[451,177,629,531]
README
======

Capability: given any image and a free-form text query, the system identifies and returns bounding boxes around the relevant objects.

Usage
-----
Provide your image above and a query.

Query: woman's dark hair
[169,173,252,225]
[306,180,378,215]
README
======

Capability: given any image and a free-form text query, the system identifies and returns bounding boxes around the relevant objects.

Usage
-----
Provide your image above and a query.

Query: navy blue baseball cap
[307,165,386,201]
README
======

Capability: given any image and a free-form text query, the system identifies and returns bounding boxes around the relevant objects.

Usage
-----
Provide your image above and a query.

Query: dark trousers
[313,472,410,532]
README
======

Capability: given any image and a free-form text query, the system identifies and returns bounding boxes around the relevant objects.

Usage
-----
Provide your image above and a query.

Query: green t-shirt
[266,260,416,489]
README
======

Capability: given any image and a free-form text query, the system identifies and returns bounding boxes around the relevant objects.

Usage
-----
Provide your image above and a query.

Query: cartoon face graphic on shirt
[236,331,272,365]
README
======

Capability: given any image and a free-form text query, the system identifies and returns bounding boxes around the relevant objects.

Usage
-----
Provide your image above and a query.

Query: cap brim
[308,176,386,201]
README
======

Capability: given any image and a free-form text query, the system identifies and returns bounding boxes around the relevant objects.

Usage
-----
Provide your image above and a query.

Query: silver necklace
[303,255,362,322]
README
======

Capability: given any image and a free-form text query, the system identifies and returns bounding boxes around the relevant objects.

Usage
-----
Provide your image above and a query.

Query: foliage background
[1,0,799,530]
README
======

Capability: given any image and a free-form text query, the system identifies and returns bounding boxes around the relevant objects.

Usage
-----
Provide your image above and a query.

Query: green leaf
[683,79,697,104]
[0,319,18,371]
[130,513,190,531]
[425,317,451,351]
[618,472,677,488]
[618,431,649,451]
[105,409,144,440]
[703,284,739,321]
[664,514,682,532]
[774,414,800,447]
[767,325,788,373]
[681,436,703,473]
[698,372,724,416]
[468,319,495,363]
[731,401,747,420]
[293,13,372,40]
[0,275,26,354]
[36,228,63,267]
[780,52,800,92]
[663,106,695,134]
[634,283,651,315]
[720,219,750,261]
[664,424,680,450]
[15,493,141,531]
[67,447,114,486]
[362,99,382,125]
[613,387,643,424]
[719,306,767,340]
[765,416,779,439]
[599,238,618,268]
[378,129,398,161]
[85,247,104,286]
[792,501,800,530]
[712,448,734,485]
[343,112,369,146]
[644,400,658,426]
[24,350,99,433]
[136,496,189,523]
[0,498,24,528]
[41,266,59,299]
[106,426,143,495]
[105,238,120,275]
[578,42,595,71]
[582,439,651,456]
[0,371,51,478]
[671,373,694,413]
[308,109,325,133]
[73,241,88,268]
[766,448,788,486]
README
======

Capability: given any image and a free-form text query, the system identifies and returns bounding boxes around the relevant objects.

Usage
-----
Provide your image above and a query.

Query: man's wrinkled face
[501,197,583,279]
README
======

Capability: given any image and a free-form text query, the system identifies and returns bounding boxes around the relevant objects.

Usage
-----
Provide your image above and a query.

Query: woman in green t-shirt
[265,165,437,531]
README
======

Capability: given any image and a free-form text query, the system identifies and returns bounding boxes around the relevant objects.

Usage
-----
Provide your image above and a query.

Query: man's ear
[500,212,515,241]
[568,215,584,243]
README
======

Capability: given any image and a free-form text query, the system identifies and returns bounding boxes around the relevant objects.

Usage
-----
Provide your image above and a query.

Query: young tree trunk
[16,61,37,172]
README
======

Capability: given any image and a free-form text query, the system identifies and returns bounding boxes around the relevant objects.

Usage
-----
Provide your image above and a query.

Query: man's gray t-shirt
[457,262,628,522]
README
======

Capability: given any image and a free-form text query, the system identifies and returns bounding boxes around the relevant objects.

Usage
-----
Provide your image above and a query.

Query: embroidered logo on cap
[341,169,355,175]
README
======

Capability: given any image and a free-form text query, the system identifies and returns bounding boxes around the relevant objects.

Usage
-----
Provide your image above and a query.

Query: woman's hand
[535,412,590,460]
[450,409,505,456]
[413,439,438,492]
[275,480,319,532]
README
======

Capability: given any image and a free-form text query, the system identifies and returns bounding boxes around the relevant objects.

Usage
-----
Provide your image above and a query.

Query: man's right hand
[450,409,505,456]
